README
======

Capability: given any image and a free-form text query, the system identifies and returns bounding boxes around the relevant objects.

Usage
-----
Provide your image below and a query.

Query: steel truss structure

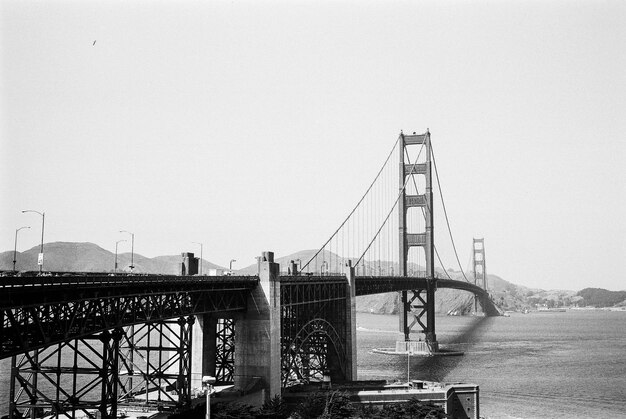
[10,329,122,419]
[214,318,235,383]
[279,276,348,386]
[9,317,195,419]
[0,274,256,359]
[117,317,193,409]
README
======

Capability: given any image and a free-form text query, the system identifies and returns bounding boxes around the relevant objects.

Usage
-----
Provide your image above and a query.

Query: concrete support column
[234,251,281,403]
[191,315,217,391]
[344,262,357,381]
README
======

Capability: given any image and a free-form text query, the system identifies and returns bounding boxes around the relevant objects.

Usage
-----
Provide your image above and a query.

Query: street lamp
[202,376,216,419]
[407,348,414,384]
[192,242,203,276]
[119,230,134,272]
[13,226,30,272]
[21,209,45,274]
[115,240,126,273]
[229,259,236,272]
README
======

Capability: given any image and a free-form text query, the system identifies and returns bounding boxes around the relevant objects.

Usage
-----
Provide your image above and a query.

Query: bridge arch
[282,318,346,386]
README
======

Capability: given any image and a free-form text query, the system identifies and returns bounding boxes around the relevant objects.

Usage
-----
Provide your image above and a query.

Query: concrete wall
[446,384,479,419]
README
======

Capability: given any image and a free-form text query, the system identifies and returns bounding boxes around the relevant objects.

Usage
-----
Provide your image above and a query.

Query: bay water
[357,310,626,418]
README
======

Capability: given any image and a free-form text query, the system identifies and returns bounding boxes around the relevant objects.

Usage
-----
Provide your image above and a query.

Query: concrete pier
[344,262,357,380]
[191,315,217,391]
[395,340,438,355]
[233,252,281,401]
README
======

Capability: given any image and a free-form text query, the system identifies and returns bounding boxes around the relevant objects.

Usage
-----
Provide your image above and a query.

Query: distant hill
[577,288,626,308]
[0,241,224,274]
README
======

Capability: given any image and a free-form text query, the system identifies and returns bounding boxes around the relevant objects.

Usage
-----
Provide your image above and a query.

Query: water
[356,311,626,418]
[2,310,625,418]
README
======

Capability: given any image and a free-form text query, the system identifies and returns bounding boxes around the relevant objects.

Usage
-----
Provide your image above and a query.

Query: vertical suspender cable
[430,144,469,282]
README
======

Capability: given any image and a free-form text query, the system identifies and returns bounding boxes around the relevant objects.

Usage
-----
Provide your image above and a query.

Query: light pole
[119,230,134,272]
[202,376,216,419]
[321,260,328,276]
[407,348,413,384]
[192,242,203,275]
[229,259,236,272]
[115,240,126,273]
[22,209,45,274]
[13,226,30,272]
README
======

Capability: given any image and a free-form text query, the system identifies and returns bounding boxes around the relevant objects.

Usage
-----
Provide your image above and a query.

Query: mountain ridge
[0,241,225,274]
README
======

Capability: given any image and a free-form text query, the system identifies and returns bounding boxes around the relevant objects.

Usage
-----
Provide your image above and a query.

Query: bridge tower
[472,238,487,311]
[398,130,438,351]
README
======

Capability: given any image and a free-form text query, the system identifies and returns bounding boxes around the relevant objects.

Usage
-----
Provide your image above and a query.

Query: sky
[1,0,625,291]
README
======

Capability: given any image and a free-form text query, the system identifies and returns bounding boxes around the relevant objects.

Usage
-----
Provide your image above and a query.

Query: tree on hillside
[577,288,626,307]
[354,398,450,418]
[293,391,354,419]
[168,401,258,419]
[257,395,290,419]
[212,402,257,419]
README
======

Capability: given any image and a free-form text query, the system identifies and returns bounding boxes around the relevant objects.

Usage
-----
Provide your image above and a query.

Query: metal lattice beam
[1,277,255,359]
[214,318,235,384]
[9,317,195,419]
[9,329,122,419]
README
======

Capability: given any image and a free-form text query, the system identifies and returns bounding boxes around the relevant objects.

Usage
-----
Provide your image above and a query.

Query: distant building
[207,268,225,276]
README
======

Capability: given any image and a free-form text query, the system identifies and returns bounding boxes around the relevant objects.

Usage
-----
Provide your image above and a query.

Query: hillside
[0,242,224,274]
[577,288,626,308]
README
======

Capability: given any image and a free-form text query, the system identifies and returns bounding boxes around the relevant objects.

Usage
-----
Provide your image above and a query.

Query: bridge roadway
[1,272,498,359]
[355,275,501,316]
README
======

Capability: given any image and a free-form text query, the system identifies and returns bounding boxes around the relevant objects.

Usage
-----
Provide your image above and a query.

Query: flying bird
[93,40,96,46]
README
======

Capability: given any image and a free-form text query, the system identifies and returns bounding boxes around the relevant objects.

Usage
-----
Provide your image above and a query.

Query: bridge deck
[355,275,501,316]
[1,273,258,309]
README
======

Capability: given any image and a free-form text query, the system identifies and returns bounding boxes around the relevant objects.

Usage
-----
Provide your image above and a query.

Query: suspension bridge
[1,130,500,419]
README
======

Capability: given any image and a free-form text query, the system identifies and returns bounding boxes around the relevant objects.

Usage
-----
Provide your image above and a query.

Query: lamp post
[229,259,236,272]
[119,230,134,272]
[407,348,414,384]
[115,239,126,273]
[13,226,30,272]
[192,242,203,275]
[202,376,216,419]
[22,209,44,274]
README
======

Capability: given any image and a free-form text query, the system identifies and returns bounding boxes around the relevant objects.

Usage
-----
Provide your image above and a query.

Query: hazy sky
[1,1,625,291]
